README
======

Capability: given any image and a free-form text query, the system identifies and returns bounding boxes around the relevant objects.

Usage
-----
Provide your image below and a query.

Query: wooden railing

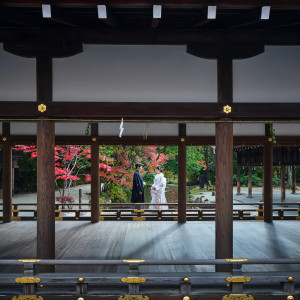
[0,258,299,299]
[0,202,300,221]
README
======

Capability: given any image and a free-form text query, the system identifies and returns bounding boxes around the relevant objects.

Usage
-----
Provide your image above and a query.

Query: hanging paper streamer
[119,118,124,138]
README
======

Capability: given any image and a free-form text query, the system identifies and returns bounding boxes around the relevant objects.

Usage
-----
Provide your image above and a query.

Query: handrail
[1,258,300,266]
[0,258,299,297]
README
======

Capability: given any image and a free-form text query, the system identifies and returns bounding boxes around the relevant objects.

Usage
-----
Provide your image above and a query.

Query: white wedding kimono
[149,173,168,210]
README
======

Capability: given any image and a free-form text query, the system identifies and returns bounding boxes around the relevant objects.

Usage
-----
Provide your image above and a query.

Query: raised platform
[0,220,299,273]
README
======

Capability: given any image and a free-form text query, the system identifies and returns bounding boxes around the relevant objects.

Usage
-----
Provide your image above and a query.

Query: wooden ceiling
[0,0,300,47]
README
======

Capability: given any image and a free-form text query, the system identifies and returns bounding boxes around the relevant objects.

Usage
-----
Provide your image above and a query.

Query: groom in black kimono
[131,162,144,205]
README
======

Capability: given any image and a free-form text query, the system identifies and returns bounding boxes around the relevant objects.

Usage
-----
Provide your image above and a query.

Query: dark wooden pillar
[247,166,253,198]
[36,57,52,102]
[281,165,286,202]
[36,56,55,261]
[37,120,55,259]
[2,122,12,223]
[236,166,241,195]
[178,124,187,223]
[292,166,296,194]
[263,124,273,223]
[91,123,100,223]
[215,59,233,271]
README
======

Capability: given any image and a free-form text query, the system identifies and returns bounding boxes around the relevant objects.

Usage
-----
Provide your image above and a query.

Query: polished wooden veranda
[1,220,300,273]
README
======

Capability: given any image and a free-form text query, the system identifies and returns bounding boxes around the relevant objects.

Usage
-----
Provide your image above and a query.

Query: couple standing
[131,163,168,210]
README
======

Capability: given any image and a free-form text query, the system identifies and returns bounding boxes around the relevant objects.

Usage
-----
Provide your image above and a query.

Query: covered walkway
[1,220,299,273]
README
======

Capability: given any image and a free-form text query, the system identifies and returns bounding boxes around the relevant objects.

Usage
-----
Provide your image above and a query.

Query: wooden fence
[0,202,300,221]
[0,258,299,299]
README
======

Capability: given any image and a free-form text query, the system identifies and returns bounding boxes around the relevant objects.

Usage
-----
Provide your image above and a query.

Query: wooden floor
[0,220,300,273]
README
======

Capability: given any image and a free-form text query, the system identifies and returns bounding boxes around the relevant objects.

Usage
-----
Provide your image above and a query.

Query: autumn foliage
[13,145,169,199]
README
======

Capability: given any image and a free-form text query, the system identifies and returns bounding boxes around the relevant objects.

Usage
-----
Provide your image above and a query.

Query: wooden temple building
[1,0,300,299]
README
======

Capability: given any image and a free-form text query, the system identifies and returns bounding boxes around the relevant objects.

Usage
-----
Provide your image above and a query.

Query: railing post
[76,277,88,295]
[281,277,295,294]
[23,262,36,295]
[128,263,140,294]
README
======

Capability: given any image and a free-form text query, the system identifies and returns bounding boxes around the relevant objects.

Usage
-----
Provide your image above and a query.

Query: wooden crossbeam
[97,5,119,28]
[226,8,266,29]
[42,4,78,27]
[2,0,300,8]
[3,135,300,146]
[151,5,162,29]
[191,6,217,28]
[1,102,300,121]
[1,27,300,45]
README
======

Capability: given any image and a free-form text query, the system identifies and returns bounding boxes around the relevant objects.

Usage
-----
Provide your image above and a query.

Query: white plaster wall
[55,122,89,136]
[233,123,265,136]
[1,44,299,104]
[11,122,36,135]
[98,122,178,136]
[234,46,300,103]
[0,49,35,102]
[187,123,215,136]
[273,123,300,136]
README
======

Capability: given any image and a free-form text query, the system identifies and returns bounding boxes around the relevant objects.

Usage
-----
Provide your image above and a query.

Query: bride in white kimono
[149,166,168,210]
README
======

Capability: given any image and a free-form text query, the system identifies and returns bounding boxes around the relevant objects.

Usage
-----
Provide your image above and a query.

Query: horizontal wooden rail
[1,202,300,221]
[0,258,300,299]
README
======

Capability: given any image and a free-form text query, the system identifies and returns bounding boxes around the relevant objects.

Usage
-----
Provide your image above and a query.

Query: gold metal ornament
[12,296,43,300]
[133,217,146,221]
[183,277,190,283]
[15,277,41,284]
[78,298,85,300]
[118,296,149,300]
[121,277,147,284]
[181,137,185,142]
[268,137,273,142]
[222,295,254,300]
[287,296,294,300]
[183,297,190,300]
[288,276,294,282]
[77,277,84,283]
[2,137,7,141]
[92,137,97,142]
[226,277,251,283]
[226,258,248,262]
[18,259,41,262]
[223,105,232,114]
[38,104,47,113]
[122,259,145,263]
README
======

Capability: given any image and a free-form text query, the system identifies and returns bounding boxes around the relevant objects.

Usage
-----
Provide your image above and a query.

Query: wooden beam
[1,0,300,8]
[91,123,100,223]
[42,4,78,27]
[292,165,296,194]
[2,122,12,223]
[215,57,233,272]
[247,166,253,198]
[263,124,273,223]
[191,6,216,28]
[36,57,52,103]
[151,5,161,29]
[281,165,286,202]
[1,27,300,46]
[37,120,55,261]
[97,5,119,28]
[236,165,241,195]
[215,122,233,271]
[0,5,36,26]
[3,102,300,121]
[36,54,55,266]
[178,124,187,224]
[226,7,267,30]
